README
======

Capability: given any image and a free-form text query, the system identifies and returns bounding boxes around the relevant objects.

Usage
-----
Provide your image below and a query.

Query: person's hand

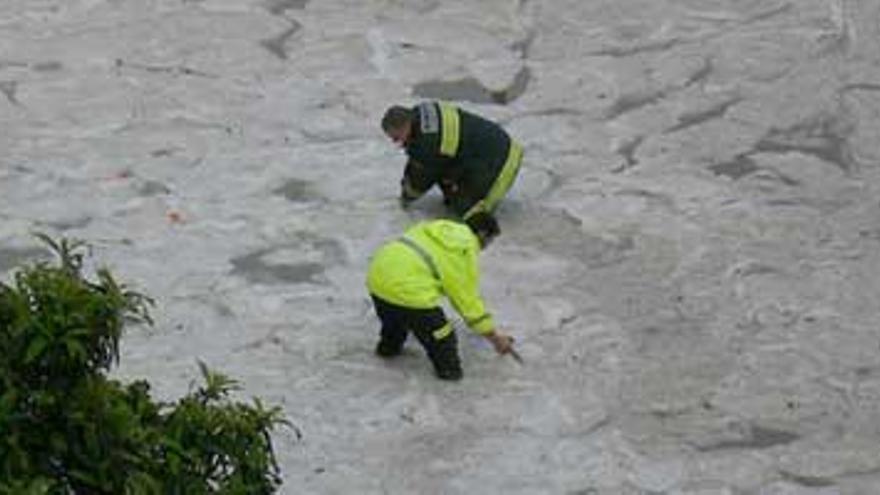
[485,331,513,355]
[439,180,459,206]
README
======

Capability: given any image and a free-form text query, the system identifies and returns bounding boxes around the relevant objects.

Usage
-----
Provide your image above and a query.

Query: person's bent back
[366,212,513,380]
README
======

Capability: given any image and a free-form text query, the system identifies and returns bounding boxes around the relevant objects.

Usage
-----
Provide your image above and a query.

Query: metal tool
[508,346,524,365]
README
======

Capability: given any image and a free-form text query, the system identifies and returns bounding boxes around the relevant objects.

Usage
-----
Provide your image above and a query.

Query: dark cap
[381,105,414,132]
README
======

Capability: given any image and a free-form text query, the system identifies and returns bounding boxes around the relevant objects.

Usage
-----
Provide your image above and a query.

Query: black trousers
[370,295,462,380]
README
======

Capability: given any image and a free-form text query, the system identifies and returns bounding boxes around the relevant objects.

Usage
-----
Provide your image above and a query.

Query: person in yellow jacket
[366,212,514,380]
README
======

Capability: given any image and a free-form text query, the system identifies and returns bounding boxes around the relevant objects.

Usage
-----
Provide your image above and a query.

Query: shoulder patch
[418,102,439,134]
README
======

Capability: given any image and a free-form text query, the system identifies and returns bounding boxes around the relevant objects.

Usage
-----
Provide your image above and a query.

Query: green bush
[0,235,291,494]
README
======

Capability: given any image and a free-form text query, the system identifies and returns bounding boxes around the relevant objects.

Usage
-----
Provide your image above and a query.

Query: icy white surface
[3,0,880,493]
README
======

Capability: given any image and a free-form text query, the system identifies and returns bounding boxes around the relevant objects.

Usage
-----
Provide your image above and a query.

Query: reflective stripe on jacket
[366,220,495,335]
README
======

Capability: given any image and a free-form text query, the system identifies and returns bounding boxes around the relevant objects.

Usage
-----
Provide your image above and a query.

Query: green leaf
[69,469,99,486]
[23,335,48,364]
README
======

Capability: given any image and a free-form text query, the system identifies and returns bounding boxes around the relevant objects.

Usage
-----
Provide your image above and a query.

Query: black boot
[375,340,402,358]
[435,366,463,381]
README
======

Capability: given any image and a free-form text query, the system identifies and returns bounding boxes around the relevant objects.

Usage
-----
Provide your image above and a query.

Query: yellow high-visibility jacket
[367,220,495,335]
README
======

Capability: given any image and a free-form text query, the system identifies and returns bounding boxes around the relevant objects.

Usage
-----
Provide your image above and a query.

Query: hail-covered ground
[3,1,880,493]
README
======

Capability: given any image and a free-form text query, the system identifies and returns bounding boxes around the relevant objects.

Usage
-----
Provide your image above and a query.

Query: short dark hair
[465,212,500,246]
[381,105,413,132]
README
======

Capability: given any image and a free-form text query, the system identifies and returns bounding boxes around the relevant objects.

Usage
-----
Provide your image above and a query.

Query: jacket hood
[414,220,476,251]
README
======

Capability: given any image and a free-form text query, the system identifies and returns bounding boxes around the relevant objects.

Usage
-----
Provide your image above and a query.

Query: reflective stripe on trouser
[431,322,453,340]
[464,140,523,220]
[412,325,461,379]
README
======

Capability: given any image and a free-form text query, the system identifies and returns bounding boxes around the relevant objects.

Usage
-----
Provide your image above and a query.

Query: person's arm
[436,236,516,356]
[400,158,436,207]
[441,239,513,355]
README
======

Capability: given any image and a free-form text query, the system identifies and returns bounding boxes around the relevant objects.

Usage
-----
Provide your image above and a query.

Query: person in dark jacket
[381,101,524,220]
[366,212,514,381]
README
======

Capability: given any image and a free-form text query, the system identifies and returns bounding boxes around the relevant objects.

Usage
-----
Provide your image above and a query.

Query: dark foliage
[0,235,289,494]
